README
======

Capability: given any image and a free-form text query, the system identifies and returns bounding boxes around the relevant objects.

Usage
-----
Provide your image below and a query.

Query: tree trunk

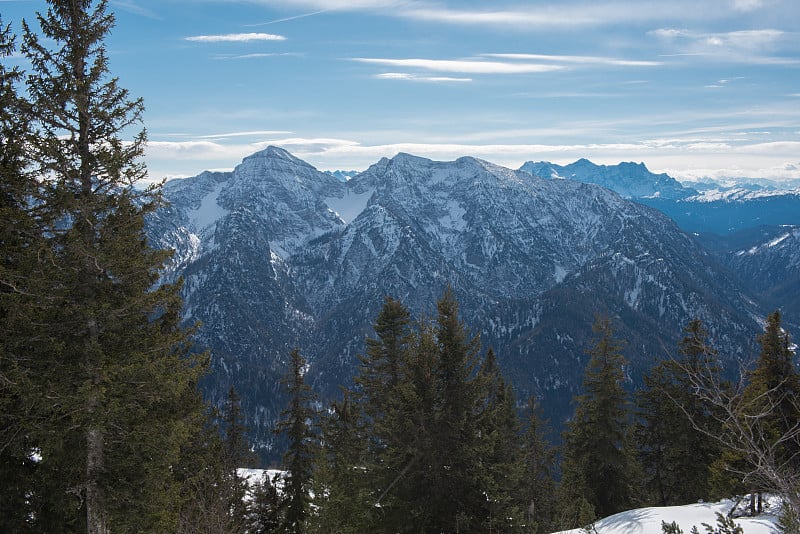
[86,425,107,534]
[85,314,107,534]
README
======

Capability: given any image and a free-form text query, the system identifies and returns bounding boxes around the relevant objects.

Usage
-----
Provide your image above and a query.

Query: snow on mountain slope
[147,147,764,460]
[520,158,696,200]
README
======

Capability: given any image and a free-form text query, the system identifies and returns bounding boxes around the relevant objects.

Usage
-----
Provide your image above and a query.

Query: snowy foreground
[554,499,778,534]
[238,469,778,534]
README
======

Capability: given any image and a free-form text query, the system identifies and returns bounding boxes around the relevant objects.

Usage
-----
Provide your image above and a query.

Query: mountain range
[146,147,798,460]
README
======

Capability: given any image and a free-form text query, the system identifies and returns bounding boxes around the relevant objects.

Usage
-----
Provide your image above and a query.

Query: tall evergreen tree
[276,348,317,534]
[559,315,641,523]
[221,387,253,531]
[0,2,208,531]
[312,389,375,533]
[475,348,526,531]
[0,16,44,531]
[520,395,557,534]
[739,311,800,492]
[424,287,488,533]
[636,319,724,505]
[316,290,536,533]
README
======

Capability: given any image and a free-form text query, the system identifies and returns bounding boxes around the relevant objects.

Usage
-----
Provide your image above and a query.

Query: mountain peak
[244,145,311,166]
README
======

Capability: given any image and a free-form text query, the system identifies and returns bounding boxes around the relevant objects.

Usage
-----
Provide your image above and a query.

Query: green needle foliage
[0,1,210,531]
[559,315,641,524]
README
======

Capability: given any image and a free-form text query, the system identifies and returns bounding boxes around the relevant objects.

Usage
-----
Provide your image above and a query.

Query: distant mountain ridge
[517,158,800,235]
[519,158,697,200]
[146,147,784,460]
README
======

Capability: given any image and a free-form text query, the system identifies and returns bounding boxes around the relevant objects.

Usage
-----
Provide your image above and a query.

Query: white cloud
[212,52,300,60]
[352,57,565,74]
[190,130,293,139]
[650,28,689,39]
[245,0,745,28]
[483,53,662,67]
[374,72,472,82]
[732,0,764,11]
[185,33,287,42]
[649,28,796,64]
[711,29,783,50]
[144,135,800,183]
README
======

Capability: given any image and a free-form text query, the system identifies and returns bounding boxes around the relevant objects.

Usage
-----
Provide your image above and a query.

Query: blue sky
[4,0,800,183]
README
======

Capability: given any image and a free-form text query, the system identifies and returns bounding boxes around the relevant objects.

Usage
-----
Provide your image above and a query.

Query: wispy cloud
[212,52,301,60]
[650,28,797,64]
[732,0,765,11]
[185,33,287,43]
[111,1,162,19]
[483,53,662,67]
[375,72,472,83]
[189,130,293,139]
[352,57,565,74]
[145,135,800,183]
[247,10,328,26]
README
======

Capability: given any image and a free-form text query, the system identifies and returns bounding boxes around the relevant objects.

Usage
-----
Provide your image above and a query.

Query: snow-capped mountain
[519,158,696,200]
[519,158,800,235]
[147,147,765,460]
[699,225,800,322]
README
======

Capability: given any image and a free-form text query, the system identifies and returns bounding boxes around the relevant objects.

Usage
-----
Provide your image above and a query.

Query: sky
[3,0,800,184]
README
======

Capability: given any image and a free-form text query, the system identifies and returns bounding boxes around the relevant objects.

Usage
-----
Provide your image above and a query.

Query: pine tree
[275,348,317,534]
[0,17,44,531]
[0,1,208,530]
[636,319,724,505]
[744,311,800,468]
[475,348,526,531]
[248,472,283,533]
[221,387,253,531]
[317,290,536,533]
[520,395,557,533]
[425,287,488,533]
[312,389,375,533]
[671,312,800,520]
[559,315,641,522]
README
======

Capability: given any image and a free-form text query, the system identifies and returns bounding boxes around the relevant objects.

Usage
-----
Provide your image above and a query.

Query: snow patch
[768,233,790,248]
[438,199,467,231]
[553,499,777,534]
[188,182,228,230]
[554,264,568,283]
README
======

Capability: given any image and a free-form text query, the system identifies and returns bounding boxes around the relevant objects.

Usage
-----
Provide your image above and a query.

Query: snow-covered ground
[236,468,780,533]
[554,499,778,534]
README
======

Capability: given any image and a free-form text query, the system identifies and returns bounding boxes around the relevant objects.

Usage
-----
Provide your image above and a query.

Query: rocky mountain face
[147,147,767,460]
[698,225,800,323]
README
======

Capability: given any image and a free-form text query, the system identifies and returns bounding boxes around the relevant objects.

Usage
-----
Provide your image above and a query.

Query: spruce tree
[0,17,44,531]
[319,290,533,533]
[312,389,375,533]
[636,319,723,505]
[425,287,487,532]
[745,311,800,465]
[520,395,557,533]
[0,1,208,530]
[475,348,526,531]
[737,311,800,498]
[276,348,317,534]
[221,387,253,531]
[559,315,641,522]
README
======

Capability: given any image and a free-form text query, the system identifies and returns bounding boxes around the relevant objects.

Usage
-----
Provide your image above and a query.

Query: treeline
[260,292,800,533]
